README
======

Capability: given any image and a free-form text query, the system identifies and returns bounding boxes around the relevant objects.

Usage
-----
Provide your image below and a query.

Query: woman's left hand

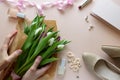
[0,30,22,71]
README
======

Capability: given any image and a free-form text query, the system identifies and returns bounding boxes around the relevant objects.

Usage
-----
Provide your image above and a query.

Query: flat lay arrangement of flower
[6,15,70,79]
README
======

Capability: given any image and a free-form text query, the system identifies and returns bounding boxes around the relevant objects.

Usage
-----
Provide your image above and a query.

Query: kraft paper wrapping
[2,18,58,80]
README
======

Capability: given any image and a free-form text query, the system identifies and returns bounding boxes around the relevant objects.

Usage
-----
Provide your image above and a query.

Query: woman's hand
[12,56,51,80]
[0,30,51,80]
[22,56,51,80]
[0,31,22,71]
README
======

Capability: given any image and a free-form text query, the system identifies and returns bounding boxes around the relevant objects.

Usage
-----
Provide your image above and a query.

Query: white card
[91,0,120,30]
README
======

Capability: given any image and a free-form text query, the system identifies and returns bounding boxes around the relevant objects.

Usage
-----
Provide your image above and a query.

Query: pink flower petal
[67,0,74,5]
[6,0,17,5]
[41,2,54,9]
[35,4,44,15]
[0,0,76,15]
[27,2,35,7]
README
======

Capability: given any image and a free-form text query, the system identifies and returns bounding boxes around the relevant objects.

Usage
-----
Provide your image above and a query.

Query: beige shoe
[82,52,120,80]
[102,45,120,58]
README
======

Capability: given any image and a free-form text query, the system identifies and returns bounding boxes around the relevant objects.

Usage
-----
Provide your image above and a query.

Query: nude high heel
[82,52,120,80]
[102,45,120,58]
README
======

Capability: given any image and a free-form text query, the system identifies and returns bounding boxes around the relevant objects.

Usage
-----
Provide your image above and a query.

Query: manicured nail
[13,30,18,34]
[17,49,22,54]
[37,56,42,60]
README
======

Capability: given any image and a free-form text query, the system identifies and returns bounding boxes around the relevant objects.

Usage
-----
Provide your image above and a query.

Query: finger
[3,30,17,50]
[0,60,9,71]
[30,56,42,71]
[7,49,22,63]
[11,71,21,80]
[37,63,52,75]
[0,49,21,70]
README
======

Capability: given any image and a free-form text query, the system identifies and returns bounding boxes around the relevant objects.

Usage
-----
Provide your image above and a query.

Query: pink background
[0,0,120,80]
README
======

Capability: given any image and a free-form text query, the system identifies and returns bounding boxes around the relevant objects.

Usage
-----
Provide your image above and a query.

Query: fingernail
[13,30,18,34]
[37,56,42,60]
[15,30,18,32]
[17,49,22,54]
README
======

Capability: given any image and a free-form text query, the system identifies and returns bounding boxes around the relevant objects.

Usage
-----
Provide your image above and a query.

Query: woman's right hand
[11,56,51,80]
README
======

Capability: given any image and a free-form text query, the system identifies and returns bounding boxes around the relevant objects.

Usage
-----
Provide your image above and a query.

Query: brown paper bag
[2,18,58,80]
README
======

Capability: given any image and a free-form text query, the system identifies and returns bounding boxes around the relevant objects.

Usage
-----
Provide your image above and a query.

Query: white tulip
[49,38,55,46]
[57,44,65,49]
[47,32,52,36]
[35,27,42,35]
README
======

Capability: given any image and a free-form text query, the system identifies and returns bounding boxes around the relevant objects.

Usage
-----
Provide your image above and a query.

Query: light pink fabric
[0,0,76,15]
